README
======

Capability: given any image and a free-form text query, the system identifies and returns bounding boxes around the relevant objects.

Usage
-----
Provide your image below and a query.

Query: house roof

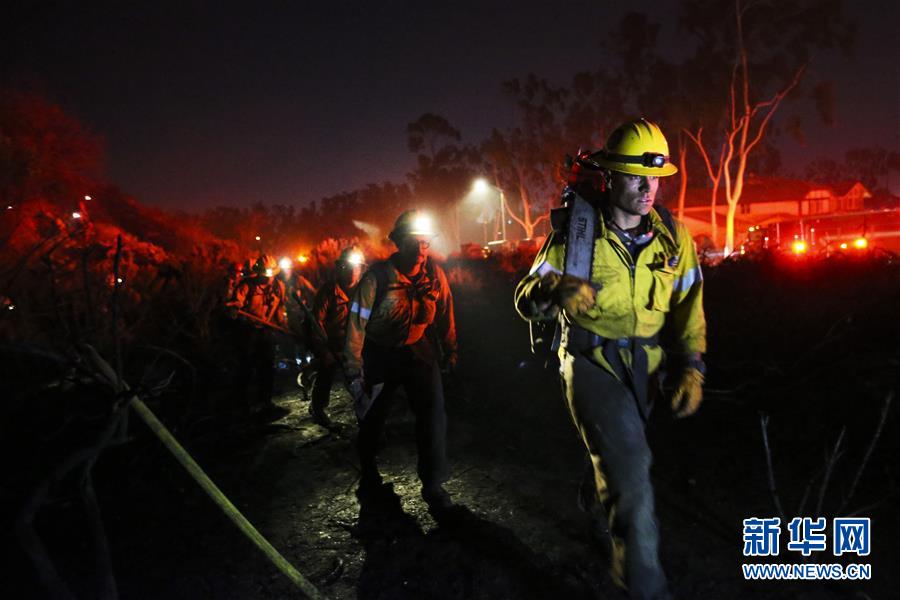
[677,176,871,208]
[682,209,791,226]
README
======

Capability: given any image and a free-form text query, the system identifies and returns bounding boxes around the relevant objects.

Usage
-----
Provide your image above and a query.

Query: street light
[472,179,490,195]
[471,178,507,242]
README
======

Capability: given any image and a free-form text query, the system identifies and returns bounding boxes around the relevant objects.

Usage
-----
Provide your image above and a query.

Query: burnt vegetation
[2,190,897,598]
[2,0,898,591]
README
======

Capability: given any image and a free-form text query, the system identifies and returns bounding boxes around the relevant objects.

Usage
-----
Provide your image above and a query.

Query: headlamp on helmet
[646,153,667,168]
[347,250,365,266]
[407,214,435,237]
[596,151,670,169]
[338,247,366,267]
[253,254,279,277]
[391,210,437,240]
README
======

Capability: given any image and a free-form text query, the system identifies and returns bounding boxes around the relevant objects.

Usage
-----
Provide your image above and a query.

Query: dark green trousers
[561,351,670,600]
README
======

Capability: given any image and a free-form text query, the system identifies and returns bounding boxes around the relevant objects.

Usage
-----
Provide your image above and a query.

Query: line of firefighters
[221,118,707,600]
[222,209,458,512]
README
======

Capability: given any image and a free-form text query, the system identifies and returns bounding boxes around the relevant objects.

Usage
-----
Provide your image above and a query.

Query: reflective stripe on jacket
[344,255,457,376]
[515,207,706,375]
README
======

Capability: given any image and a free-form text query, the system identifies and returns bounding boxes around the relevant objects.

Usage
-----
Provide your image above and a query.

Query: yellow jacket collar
[648,208,679,252]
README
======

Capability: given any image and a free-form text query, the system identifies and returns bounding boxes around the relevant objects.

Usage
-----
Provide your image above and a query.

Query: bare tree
[687,1,804,254]
[487,72,626,240]
[684,127,727,247]
[677,0,855,253]
[481,127,553,240]
[406,113,479,248]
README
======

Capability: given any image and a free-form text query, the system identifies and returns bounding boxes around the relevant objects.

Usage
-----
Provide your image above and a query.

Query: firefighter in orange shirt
[307,246,365,429]
[227,254,287,414]
[344,210,458,512]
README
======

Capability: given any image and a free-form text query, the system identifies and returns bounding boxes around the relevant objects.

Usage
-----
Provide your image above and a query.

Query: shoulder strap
[370,257,436,312]
[550,206,570,233]
[654,204,679,245]
[424,256,438,282]
[550,186,577,234]
[371,260,390,312]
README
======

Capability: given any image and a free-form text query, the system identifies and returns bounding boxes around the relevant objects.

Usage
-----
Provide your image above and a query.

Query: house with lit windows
[674,175,900,253]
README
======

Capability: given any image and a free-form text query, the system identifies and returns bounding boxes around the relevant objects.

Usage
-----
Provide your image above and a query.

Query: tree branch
[815,426,846,517]
[745,65,806,156]
[759,413,787,522]
[684,127,720,183]
[838,391,893,515]
[80,464,118,600]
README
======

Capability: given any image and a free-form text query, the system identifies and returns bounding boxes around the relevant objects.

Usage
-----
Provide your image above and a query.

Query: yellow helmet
[590,118,678,177]
[390,209,437,239]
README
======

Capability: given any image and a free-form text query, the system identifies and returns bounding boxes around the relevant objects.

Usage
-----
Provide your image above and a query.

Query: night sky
[3,0,899,210]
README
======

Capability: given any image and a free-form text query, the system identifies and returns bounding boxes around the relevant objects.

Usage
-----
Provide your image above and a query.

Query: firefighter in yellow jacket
[344,210,458,511]
[515,119,706,599]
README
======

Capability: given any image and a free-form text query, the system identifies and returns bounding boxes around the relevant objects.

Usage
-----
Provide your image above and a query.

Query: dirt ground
[6,264,897,600]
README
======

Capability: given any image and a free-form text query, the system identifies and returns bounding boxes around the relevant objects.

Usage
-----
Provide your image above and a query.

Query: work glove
[347,376,364,398]
[670,367,704,418]
[345,376,368,421]
[555,274,596,316]
[534,272,596,316]
[343,368,361,393]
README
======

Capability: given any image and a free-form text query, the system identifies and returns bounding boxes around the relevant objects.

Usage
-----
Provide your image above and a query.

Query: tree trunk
[725,200,738,255]
[522,221,534,239]
[710,180,720,248]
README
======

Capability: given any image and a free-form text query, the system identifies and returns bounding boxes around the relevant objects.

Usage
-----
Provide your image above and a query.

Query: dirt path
[97,375,863,600]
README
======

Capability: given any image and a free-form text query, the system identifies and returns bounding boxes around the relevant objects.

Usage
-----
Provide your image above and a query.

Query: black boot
[421,484,454,510]
[309,403,335,429]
